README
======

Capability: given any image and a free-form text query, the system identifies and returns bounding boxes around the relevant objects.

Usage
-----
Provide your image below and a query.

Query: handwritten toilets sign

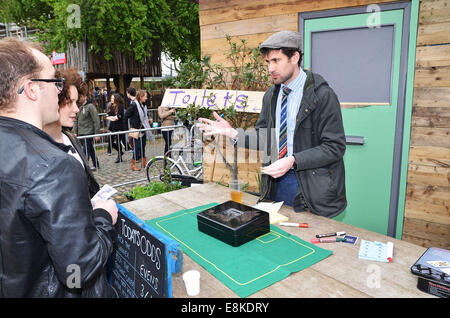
[161,89,265,113]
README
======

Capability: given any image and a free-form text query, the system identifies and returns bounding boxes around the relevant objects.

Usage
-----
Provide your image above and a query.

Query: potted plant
[167,35,271,193]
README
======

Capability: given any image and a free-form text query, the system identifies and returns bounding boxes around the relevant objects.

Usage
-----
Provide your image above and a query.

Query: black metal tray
[197,201,270,247]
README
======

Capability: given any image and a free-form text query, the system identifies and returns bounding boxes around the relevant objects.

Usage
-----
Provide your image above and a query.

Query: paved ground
[90,136,167,203]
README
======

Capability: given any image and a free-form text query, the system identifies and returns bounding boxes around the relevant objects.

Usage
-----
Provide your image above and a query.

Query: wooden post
[119,74,125,96]
[106,77,111,99]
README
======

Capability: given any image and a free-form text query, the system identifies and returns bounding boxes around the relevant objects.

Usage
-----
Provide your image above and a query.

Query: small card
[343,235,358,245]
[358,240,390,263]
[91,184,117,206]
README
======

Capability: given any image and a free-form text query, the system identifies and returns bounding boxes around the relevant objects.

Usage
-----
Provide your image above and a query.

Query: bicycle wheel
[146,157,182,182]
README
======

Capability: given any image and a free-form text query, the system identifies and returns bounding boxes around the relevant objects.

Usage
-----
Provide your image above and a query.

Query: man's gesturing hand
[197,112,238,139]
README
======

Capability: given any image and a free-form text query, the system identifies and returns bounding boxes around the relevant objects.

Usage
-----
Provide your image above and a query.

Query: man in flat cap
[199,30,347,218]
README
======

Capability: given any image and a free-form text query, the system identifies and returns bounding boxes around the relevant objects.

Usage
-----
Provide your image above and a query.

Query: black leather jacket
[0,117,116,297]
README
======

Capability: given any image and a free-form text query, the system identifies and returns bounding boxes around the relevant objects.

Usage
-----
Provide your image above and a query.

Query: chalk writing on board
[111,213,166,298]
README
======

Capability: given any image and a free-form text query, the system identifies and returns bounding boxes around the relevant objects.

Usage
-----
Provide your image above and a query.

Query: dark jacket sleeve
[124,102,141,129]
[24,156,115,288]
[293,84,346,170]
[124,102,135,120]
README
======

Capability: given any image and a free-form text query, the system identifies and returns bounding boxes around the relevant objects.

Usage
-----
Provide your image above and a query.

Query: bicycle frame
[168,155,202,179]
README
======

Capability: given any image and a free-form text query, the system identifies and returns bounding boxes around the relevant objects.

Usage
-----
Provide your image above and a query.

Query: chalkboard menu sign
[111,210,167,298]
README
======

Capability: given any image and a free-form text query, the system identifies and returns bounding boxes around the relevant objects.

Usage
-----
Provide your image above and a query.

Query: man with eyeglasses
[0,37,119,297]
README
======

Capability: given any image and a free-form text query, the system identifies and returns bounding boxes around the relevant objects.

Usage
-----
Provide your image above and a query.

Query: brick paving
[90,136,167,203]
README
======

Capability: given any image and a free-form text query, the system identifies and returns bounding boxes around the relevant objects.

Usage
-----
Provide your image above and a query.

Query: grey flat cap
[259,30,302,51]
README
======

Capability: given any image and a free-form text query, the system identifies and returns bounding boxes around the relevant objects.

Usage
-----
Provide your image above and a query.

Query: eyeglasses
[17,78,65,94]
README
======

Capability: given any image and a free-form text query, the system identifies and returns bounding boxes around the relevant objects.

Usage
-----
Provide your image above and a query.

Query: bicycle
[145,147,203,183]
[146,124,204,184]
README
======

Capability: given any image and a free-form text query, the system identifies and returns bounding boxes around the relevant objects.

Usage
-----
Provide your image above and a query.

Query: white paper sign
[161,88,265,113]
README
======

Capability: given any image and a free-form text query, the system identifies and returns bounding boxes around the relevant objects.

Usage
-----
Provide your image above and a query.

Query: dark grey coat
[237,70,347,217]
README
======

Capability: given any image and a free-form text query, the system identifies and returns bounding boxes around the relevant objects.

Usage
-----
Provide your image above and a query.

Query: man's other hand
[262,156,295,178]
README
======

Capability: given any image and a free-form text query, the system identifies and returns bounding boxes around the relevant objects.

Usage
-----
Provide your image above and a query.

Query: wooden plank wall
[403,0,450,249]
[200,0,394,66]
[199,0,449,248]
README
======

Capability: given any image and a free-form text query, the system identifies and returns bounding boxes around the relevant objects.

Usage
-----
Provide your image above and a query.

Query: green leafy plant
[124,181,183,200]
[167,35,271,184]
[175,102,214,125]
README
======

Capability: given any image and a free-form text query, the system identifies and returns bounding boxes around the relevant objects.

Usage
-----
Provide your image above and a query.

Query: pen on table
[315,231,346,238]
[387,242,394,262]
[279,222,309,228]
[311,237,346,244]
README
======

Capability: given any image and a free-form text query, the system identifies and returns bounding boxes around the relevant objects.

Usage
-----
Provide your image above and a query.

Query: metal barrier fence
[98,109,160,132]
[76,124,189,189]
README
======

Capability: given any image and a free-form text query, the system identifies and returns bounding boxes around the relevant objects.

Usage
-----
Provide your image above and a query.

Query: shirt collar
[282,67,306,92]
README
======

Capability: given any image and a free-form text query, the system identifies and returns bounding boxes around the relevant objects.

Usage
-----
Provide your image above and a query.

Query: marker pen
[387,242,394,262]
[315,231,346,238]
[279,222,309,228]
[311,237,346,244]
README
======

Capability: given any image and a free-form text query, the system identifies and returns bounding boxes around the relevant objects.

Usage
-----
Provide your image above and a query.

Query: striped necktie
[279,86,292,159]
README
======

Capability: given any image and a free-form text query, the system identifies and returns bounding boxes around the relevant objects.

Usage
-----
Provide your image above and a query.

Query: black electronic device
[410,247,449,298]
[197,201,270,247]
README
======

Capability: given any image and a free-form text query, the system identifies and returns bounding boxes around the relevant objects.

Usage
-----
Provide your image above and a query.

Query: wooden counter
[122,183,433,298]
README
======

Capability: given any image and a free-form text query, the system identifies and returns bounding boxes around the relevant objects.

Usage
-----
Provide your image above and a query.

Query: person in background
[74,94,101,170]
[106,93,126,163]
[125,89,154,171]
[158,105,176,157]
[105,94,114,156]
[102,87,108,110]
[0,37,118,297]
[43,68,100,198]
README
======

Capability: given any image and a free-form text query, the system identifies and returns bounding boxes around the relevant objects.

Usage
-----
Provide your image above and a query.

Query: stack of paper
[253,201,288,224]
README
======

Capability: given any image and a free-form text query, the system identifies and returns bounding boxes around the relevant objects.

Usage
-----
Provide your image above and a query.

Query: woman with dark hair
[106,93,125,163]
[124,89,154,171]
[43,68,100,198]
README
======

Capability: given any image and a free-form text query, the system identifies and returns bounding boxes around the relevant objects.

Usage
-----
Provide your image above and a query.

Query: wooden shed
[61,40,161,95]
[199,0,449,249]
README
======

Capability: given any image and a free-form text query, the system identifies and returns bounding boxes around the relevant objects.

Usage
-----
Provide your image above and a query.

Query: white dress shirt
[275,68,307,157]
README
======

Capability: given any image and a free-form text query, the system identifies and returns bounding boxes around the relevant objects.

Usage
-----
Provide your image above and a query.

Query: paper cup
[182,270,200,296]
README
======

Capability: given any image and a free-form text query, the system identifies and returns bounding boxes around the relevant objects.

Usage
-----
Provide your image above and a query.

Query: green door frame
[299,1,419,238]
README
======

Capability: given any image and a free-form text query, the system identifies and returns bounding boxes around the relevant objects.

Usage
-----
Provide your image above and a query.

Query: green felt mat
[145,203,332,297]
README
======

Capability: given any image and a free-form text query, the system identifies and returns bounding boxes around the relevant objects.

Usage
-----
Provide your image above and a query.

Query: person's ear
[23,81,39,101]
[291,51,300,65]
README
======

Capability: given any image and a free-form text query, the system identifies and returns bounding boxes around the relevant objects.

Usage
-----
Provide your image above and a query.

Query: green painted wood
[304,10,404,235]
